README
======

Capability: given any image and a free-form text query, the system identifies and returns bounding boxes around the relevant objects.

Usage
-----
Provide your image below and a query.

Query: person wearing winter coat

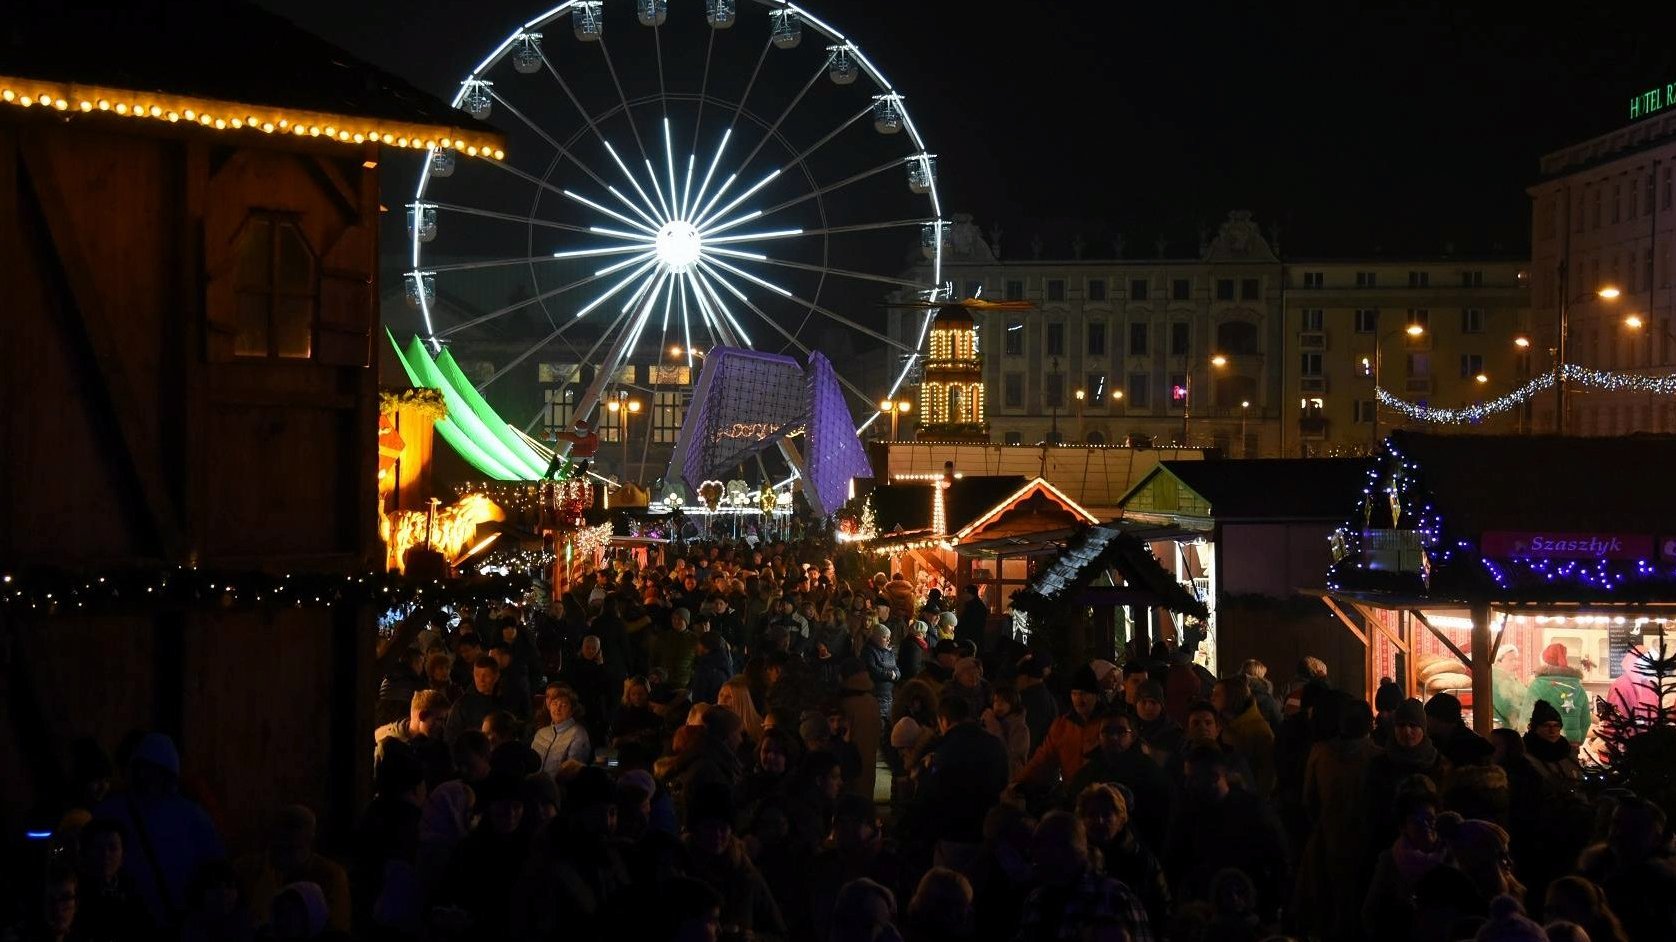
[979,684,1031,780]
[1525,642,1591,744]
[1294,696,1382,941]
[1015,665,1107,792]
[863,624,901,723]
[898,619,929,681]
[1606,645,1663,722]
[687,631,734,706]
[1524,698,1585,797]
[837,660,884,800]
[680,782,788,941]
[1361,784,1447,942]
[1491,645,1530,730]
[1213,674,1277,799]
[1076,783,1170,931]
[908,695,1010,868]
[1066,713,1173,853]
[1361,698,1444,850]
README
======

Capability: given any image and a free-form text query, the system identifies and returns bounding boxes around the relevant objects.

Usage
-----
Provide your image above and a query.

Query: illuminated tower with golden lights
[919,306,986,439]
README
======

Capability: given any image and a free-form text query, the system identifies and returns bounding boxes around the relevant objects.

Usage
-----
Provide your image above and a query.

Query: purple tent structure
[665,347,872,516]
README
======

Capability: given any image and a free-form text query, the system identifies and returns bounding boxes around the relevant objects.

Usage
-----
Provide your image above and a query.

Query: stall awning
[1012,525,1209,619]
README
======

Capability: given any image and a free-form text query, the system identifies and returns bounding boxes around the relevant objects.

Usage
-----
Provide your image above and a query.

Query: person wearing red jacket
[1013,664,1106,793]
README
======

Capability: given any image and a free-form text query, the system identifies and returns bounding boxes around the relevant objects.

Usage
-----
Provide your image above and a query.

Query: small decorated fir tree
[1591,627,1676,818]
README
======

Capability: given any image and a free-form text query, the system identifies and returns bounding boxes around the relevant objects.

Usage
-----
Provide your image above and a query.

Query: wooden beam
[1348,601,1409,654]
[1411,609,1472,669]
[1320,595,1370,646]
[1488,612,1509,663]
[907,547,955,583]
[18,136,186,560]
[1471,602,1493,733]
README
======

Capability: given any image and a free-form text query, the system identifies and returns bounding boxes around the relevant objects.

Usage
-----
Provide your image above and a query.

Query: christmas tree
[1591,626,1676,818]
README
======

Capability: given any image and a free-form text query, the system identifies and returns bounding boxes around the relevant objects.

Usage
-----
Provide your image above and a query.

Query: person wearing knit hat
[1362,698,1442,849]
[1132,678,1184,760]
[1014,664,1108,790]
[1088,659,1120,696]
[1525,641,1590,744]
[1523,696,1585,796]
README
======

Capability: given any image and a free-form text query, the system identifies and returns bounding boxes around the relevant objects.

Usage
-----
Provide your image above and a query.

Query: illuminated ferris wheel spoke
[699,209,764,239]
[693,168,782,233]
[574,256,660,321]
[687,128,732,224]
[691,267,754,345]
[599,140,665,226]
[702,256,915,353]
[687,269,739,347]
[595,36,655,168]
[562,189,659,237]
[477,297,637,392]
[678,272,695,367]
[679,153,697,220]
[594,250,660,281]
[548,243,655,261]
[485,87,614,192]
[701,228,805,246]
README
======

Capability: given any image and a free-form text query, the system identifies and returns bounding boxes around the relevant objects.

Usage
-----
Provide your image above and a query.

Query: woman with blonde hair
[718,674,765,745]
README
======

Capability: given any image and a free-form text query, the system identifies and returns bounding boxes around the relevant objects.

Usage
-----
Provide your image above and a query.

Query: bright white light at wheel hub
[655,220,702,273]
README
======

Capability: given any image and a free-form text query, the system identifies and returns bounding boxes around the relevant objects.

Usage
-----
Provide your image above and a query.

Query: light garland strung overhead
[1377,365,1676,424]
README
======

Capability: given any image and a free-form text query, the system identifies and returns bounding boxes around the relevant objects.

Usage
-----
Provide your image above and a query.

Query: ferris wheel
[406,0,946,440]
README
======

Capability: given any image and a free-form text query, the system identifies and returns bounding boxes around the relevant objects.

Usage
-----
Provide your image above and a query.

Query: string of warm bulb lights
[1377,364,1676,424]
[0,76,505,160]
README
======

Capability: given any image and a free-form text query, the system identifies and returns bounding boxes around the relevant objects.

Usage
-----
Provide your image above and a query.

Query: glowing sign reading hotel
[1630,82,1676,121]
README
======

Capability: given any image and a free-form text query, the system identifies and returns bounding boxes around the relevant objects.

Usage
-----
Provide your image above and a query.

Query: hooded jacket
[1526,664,1591,743]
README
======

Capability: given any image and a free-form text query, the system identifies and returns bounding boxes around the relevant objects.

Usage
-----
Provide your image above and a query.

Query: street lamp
[878,398,911,440]
[1073,387,1086,443]
[1240,400,1250,454]
[1181,354,1229,446]
[607,393,643,480]
[1369,322,1426,451]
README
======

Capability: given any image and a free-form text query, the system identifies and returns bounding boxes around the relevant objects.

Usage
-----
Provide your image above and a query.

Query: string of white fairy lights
[1377,364,1676,424]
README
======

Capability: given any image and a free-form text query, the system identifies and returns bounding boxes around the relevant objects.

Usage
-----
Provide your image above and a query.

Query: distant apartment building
[1528,93,1676,434]
[895,213,1530,457]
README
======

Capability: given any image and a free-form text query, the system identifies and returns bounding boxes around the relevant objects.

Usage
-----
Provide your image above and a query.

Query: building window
[1302,271,1324,289]
[1355,271,1377,287]
[1087,321,1106,356]
[1665,167,1673,210]
[1004,320,1024,356]
[1130,278,1149,301]
[1300,308,1324,331]
[1170,322,1190,356]
[1045,373,1065,408]
[1613,183,1622,224]
[1215,278,1235,301]
[1168,372,1188,405]
[1460,353,1484,378]
[1354,309,1379,333]
[1300,352,1323,377]
[1407,352,1430,376]
[1461,308,1484,333]
[1408,270,1430,287]
[1241,278,1260,300]
[1005,279,1024,300]
[1353,399,1376,423]
[1127,373,1150,408]
[1085,372,1107,403]
[542,385,578,438]
[1407,308,1430,331]
[1646,175,1656,216]
[1087,278,1107,301]
[1046,279,1066,302]
[1591,187,1601,228]
[1461,270,1484,286]
[1129,322,1149,356]
[652,390,685,443]
[1004,431,1023,445]
[1172,278,1190,300]
[1046,322,1065,356]
[1218,321,1260,355]
[233,215,315,359]
[1003,372,1023,408]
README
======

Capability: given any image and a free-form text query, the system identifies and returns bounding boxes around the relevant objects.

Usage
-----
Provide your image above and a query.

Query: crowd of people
[13,536,1676,942]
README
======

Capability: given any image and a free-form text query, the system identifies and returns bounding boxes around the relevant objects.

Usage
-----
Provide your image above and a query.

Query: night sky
[261,0,1669,258]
